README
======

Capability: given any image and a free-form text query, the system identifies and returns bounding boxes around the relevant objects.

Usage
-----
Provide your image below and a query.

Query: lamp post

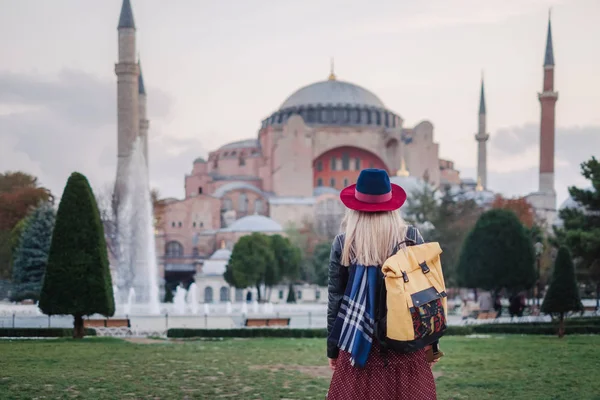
[534,242,544,308]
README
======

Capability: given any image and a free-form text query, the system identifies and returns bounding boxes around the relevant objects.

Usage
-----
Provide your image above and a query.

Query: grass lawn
[1,335,599,399]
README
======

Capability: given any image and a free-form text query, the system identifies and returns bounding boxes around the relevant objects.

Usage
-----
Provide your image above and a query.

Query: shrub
[0,328,97,338]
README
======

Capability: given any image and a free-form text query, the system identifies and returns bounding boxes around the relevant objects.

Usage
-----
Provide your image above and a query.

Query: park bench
[244,318,290,327]
[477,312,497,320]
[83,318,131,328]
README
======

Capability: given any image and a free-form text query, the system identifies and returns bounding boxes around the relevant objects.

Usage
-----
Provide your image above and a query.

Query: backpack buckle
[402,271,409,282]
[419,261,430,274]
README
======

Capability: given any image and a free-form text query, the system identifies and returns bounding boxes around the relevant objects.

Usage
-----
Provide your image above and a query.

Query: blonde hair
[340,209,407,266]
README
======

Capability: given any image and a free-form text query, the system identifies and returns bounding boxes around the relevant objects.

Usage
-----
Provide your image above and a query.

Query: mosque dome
[193,157,206,164]
[280,80,385,110]
[223,215,283,233]
[261,72,400,130]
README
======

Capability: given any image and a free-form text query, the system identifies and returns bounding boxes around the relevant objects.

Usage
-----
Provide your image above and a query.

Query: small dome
[224,215,283,232]
[210,248,232,260]
[202,259,227,276]
[219,139,260,151]
[193,157,206,164]
[280,80,385,110]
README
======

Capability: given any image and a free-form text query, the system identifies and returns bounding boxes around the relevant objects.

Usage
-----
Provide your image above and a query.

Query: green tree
[11,204,55,302]
[39,172,115,338]
[555,157,600,307]
[224,233,275,302]
[311,242,331,287]
[541,246,584,338]
[457,209,536,294]
[270,234,301,282]
[0,171,52,280]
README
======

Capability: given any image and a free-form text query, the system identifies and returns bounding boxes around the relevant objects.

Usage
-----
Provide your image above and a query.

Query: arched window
[342,152,350,170]
[204,287,214,303]
[238,193,248,213]
[255,199,264,214]
[317,178,323,187]
[222,198,233,211]
[350,109,359,123]
[361,110,369,124]
[330,178,336,188]
[165,241,183,258]
[220,287,230,302]
[375,111,381,126]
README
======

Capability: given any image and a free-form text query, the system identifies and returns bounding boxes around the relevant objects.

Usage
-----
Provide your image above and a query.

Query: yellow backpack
[376,242,448,353]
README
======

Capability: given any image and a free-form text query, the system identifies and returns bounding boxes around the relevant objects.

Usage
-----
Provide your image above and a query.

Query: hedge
[167,326,476,339]
[167,328,328,339]
[0,328,97,338]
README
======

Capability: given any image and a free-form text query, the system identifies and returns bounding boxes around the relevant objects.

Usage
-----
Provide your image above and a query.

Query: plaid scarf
[329,264,378,368]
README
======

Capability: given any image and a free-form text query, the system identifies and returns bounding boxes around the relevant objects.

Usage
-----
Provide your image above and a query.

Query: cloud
[0,70,203,200]
[480,123,599,204]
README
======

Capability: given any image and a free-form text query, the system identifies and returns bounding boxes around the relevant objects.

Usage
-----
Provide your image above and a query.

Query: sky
[0,0,598,206]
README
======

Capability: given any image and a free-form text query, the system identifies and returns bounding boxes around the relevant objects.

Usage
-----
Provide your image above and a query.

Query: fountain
[187,283,198,314]
[173,285,187,315]
[114,138,160,314]
[123,287,136,315]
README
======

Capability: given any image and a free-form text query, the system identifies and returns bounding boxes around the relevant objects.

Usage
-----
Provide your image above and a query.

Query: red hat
[340,168,406,212]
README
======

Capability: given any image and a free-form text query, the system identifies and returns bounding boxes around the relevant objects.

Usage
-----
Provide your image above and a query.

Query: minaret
[138,60,149,166]
[114,0,140,204]
[538,13,558,207]
[475,75,489,189]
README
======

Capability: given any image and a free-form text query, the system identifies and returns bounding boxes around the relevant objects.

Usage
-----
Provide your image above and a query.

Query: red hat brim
[340,183,407,212]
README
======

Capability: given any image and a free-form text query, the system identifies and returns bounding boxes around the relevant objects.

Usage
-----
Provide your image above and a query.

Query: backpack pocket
[408,287,447,340]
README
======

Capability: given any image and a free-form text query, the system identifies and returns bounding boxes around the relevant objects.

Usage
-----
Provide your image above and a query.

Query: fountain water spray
[187,283,198,314]
[173,285,187,315]
[115,138,160,314]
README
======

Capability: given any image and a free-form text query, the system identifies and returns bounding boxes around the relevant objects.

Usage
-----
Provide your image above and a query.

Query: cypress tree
[11,204,55,302]
[39,173,115,338]
[541,246,584,338]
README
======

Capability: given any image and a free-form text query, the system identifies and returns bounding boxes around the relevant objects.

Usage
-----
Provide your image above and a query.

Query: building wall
[271,116,314,197]
[405,121,441,186]
[268,201,315,230]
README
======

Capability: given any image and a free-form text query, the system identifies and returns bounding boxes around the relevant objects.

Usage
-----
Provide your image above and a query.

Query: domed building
[155,69,463,285]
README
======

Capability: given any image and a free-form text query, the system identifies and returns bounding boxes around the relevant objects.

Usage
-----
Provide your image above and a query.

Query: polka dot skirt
[327,344,437,400]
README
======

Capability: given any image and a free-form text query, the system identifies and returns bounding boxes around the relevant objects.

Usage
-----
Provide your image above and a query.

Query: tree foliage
[269,234,301,285]
[491,195,535,228]
[457,209,536,293]
[224,233,275,302]
[11,204,55,302]
[555,157,600,289]
[311,242,331,287]
[541,246,584,337]
[39,172,114,338]
[0,172,53,280]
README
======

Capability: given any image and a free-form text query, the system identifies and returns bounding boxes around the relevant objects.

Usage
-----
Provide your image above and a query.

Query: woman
[327,169,438,400]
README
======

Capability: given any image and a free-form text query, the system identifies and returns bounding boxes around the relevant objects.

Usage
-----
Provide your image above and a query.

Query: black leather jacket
[326,227,424,359]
